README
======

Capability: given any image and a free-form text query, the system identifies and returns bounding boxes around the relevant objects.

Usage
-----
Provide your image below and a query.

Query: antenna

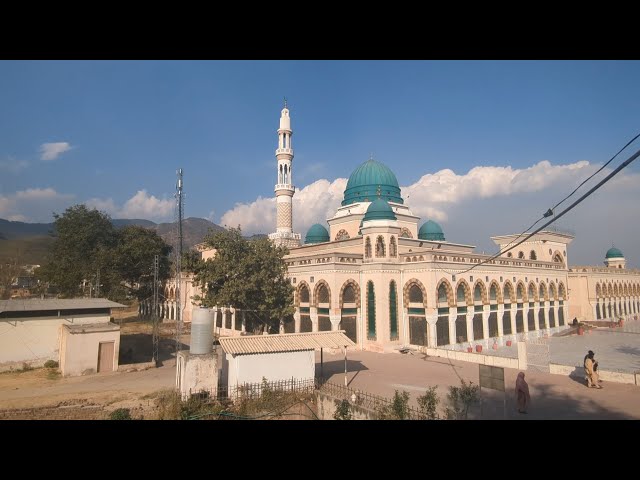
[174,168,184,359]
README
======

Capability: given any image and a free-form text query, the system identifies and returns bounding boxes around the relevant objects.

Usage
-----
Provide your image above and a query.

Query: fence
[181,377,316,401]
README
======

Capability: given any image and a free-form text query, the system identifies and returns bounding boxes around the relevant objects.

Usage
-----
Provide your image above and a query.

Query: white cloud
[39,142,73,161]
[87,190,174,221]
[0,157,29,173]
[0,188,75,223]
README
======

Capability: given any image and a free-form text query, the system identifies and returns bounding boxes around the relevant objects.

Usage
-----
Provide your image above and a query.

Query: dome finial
[284,96,287,109]
[369,152,373,161]
[376,185,381,198]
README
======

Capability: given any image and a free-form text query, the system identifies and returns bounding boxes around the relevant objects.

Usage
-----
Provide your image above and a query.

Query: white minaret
[269,99,301,248]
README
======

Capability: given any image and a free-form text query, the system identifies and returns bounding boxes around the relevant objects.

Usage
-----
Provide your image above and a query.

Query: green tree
[112,225,172,300]
[0,259,22,299]
[193,227,294,334]
[444,379,480,420]
[42,205,117,298]
[417,386,440,420]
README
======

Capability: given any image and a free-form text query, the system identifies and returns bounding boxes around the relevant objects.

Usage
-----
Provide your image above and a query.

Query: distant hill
[0,217,226,264]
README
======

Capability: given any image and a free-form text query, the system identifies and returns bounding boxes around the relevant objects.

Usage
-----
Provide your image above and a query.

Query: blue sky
[1,60,640,265]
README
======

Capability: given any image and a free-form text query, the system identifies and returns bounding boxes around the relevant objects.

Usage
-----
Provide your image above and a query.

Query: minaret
[269,99,301,248]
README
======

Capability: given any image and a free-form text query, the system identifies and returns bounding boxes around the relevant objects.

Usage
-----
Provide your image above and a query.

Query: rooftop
[219,330,356,355]
[0,298,126,314]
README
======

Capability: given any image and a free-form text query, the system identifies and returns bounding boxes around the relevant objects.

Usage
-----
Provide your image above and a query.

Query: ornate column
[522,304,530,333]
[310,306,319,332]
[482,305,490,339]
[497,304,505,337]
[448,307,457,346]
[510,304,517,336]
[425,313,438,347]
[465,311,474,342]
[293,309,301,333]
[329,308,341,332]
[533,303,540,330]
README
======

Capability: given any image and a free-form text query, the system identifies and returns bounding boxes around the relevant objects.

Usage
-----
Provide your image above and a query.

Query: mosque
[156,104,640,353]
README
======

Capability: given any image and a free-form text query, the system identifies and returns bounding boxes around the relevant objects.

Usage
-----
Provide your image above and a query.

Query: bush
[417,386,440,420]
[44,360,59,369]
[109,408,132,420]
[444,380,480,420]
[333,399,353,420]
[376,390,411,420]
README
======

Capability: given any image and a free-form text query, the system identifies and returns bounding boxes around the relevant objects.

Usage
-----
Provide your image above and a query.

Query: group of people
[514,349,603,415]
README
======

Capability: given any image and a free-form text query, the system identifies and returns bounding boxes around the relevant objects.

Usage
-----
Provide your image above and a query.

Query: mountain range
[0,217,228,264]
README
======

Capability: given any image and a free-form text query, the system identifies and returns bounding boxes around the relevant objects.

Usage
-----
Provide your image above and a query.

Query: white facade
[225,350,315,389]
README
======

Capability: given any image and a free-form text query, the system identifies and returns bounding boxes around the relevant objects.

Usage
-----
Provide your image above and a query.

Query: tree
[112,225,172,300]
[40,204,172,301]
[42,205,117,298]
[0,259,22,299]
[193,227,294,334]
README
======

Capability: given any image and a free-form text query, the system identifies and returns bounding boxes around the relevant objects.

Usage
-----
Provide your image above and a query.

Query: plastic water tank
[190,307,215,355]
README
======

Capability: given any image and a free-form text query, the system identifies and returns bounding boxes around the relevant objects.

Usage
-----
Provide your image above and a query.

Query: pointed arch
[313,280,331,308]
[404,278,428,307]
[613,283,619,297]
[365,237,372,258]
[553,251,564,265]
[539,282,548,302]
[489,280,502,304]
[528,282,538,302]
[529,250,537,260]
[339,279,360,307]
[400,227,412,238]
[296,281,311,306]
[595,283,601,298]
[516,281,527,302]
[607,283,613,297]
[389,236,397,257]
[503,281,515,304]
[558,282,566,300]
[436,279,454,307]
[375,235,386,257]
[472,280,488,304]
[455,279,472,306]
[549,282,557,301]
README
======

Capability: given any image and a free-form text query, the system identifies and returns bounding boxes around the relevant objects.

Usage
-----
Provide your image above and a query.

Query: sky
[1,60,640,266]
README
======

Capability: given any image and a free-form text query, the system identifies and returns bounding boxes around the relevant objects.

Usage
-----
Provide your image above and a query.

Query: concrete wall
[227,350,314,388]
[316,391,376,420]
[549,363,639,386]
[417,346,521,370]
[176,350,219,397]
[0,313,111,371]
[60,327,120,377]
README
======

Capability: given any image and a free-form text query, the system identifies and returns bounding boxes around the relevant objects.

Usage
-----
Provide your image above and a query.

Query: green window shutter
[389,281,398,341]
[367,281,376,340]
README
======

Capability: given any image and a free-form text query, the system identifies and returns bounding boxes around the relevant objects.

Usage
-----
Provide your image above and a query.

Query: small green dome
[305,223,330,244]
[362,198,397,223]
[605,247,624,259]
[418,220,445,241]
[342,158,404,206]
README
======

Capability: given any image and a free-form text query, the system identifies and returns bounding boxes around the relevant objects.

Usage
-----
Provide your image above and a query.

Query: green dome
[342,159,404,206]
[605,247,624,259]
[418,220,445,241]
[362,198,397,223]
[305,223,330,244]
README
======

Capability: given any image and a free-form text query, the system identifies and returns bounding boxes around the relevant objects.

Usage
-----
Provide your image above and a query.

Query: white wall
[0,313,111,370]
[227,350,314,388]
[60,328,120,377]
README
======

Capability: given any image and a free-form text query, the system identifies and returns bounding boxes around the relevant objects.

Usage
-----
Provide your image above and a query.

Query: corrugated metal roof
[219,331,356,355]
[0,298,127,313]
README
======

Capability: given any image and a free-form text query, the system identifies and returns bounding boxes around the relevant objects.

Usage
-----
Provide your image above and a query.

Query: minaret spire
[268,100,301,248]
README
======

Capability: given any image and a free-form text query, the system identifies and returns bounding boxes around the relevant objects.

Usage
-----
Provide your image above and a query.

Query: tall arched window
[456,283,467,304]
[474,283,483,303]
[530,250,537,260]
[438,283,449,305]
[389,281,398,340]
[375,236,386,257]
[367,281,376,340]
[365,237,372,258]
[389,236,397,257]
[299,285,310,303]
[279,164,283,184]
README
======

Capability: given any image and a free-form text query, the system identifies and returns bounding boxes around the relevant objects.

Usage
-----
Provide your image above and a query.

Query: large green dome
[362,198,397,222]
[305,223,330,244]
[342,158,404,206]
[605,247,624,259]
[418,220,445,241]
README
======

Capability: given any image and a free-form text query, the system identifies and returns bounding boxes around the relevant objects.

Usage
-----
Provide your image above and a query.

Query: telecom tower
[174,169,184,356]
[268,99,301,247]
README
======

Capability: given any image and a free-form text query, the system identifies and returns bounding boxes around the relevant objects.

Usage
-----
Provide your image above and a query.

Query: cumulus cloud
[39,142,73,161]
[87,190,174,221]
[0,157,30,173]
[219,160,640,266]
[0,188,75,223]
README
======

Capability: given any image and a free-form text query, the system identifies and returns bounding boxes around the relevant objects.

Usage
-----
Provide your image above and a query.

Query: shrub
[444,380,480,420]
[44,360,59,369]
[333,399,353,420]
[417,386,440,420]
[109,408,132,420]
[376,390,411,420]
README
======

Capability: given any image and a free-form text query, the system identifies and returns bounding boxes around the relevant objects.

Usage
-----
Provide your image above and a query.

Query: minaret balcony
[275,184,295,193]
[275,148,293,155]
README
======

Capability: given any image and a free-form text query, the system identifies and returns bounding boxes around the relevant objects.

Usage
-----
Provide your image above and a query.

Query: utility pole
[152,254,159,365]
[175,169,184,357]
[95,268,100,298]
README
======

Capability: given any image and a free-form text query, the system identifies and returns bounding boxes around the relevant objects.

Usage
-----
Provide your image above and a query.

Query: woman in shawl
[515,372,531,414]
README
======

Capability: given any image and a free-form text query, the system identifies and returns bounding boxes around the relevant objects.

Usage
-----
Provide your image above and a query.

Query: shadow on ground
[119,333,187,364]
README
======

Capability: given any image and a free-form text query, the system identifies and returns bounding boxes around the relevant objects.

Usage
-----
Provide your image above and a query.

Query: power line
[458,145,640,275]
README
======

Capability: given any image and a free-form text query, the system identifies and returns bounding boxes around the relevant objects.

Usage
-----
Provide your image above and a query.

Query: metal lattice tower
[152,254,159,365]
[174,168,184,357]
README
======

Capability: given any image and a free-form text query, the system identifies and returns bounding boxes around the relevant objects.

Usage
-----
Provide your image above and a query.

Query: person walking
[584,350,602,388]
[515,371,531,414]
